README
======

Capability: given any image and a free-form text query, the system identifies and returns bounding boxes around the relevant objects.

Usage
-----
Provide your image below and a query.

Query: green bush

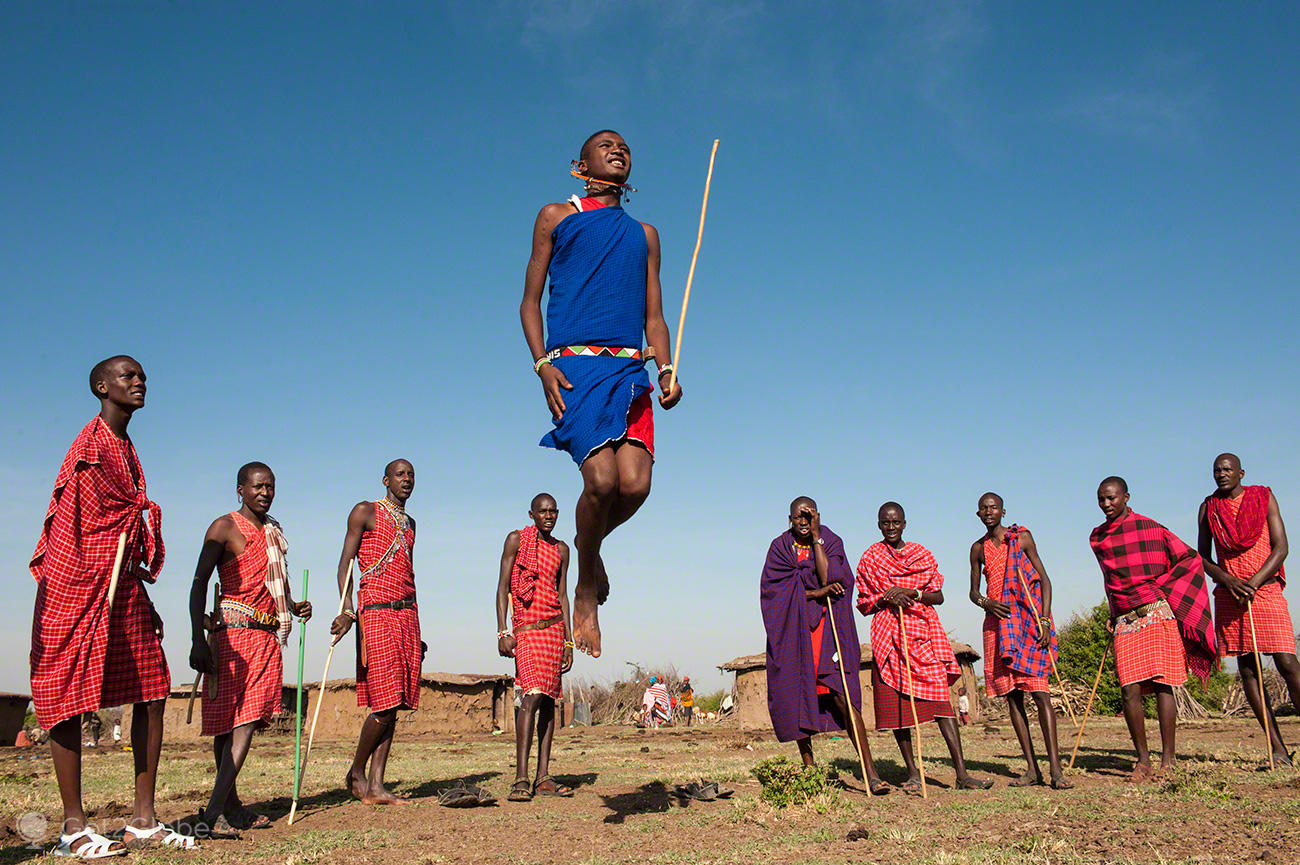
[694,690,724,713]
[750,755,836,807]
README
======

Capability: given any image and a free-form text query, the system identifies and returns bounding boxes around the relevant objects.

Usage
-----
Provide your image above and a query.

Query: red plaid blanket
[1205,485,1284,582]
[996,526,1057,679]
[1090,510,1215,682]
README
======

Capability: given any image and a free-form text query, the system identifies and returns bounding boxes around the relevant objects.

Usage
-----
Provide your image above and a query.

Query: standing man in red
[521,130,684,657]
[329,460,422,806]
[1092,476,1215,782]
[189,462,311,835]
[1198,453,1299,766]
[30,356,197,854]
[497,493,574,801]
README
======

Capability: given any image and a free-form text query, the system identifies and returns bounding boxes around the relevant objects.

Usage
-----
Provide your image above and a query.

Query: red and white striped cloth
[357,501,421,711]
[512,528,565,699]
[29,417,169,729]
[201,512,283,736]
[982,538,1050,697]
[1114,601,1187,692]
[1211,492,1295,656]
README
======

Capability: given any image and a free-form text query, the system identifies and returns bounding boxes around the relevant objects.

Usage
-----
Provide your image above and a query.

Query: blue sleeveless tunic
[539,205,653,464]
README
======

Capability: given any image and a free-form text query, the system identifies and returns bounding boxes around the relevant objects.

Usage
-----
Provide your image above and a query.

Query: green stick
[292,569,309,810]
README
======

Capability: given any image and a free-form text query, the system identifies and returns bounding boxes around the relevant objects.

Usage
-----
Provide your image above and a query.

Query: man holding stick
[857,502,991,793]
[496,493,575,801]
[760,497,889,795]
[1092,476,1215,782]
[189,462,310,835]
[968,492,1071,789]
[29,356,197,853]
[329,460,423,805]
[1198,454,1298,766]
[521,129,683,657]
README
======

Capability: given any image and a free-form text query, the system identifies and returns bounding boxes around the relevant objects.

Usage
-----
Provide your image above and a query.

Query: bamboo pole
[667,139,719,394]
[289,563,352,825]
[1069,642,1111,769]
[293,570,309,811]
[898,607,927,798]
[1247,602,1275,770]
[824,593,872,797]
[1005,548,1079,726]
[105,532,128,611]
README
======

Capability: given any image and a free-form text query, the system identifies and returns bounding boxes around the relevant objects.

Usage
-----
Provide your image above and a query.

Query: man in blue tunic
[521,130,683,658]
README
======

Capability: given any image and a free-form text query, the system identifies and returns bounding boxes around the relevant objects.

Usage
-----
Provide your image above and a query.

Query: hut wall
[733,664,877,730]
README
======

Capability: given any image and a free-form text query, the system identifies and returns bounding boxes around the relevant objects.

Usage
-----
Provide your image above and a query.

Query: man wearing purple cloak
[761,497,889,794]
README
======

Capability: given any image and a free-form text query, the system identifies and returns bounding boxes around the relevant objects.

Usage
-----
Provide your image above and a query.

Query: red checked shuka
[510,526,566,699]
[202,511,283,736]
[356,500,421,711]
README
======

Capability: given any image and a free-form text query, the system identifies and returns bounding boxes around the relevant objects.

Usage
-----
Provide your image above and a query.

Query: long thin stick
[105,532,128,611]
[898,607,927,798]
[667,139,719,394]
[824,595,872,797]
[289,564,352,825]
[1006,552,1079,727]
[293,569,309,811]
[1247,602,1275,770]
[1069,642,1111,769]
[187,583,220,724]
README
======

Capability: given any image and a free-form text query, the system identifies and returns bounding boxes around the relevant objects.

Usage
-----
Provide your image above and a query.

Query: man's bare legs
[129,700,165,830]
[1005,690,1042,785]
[1121,682,1176,781]
[572,442,652,656]
[199,724,255,826]
[893,719,991,790]
[346,710,405,805]
[514,694,542,787]
[50,718,129,854]
[1240,653,1293,766]
[1031,691,1069,786]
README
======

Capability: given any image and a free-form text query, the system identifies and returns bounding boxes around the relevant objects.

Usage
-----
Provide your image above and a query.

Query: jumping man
[1198,453,1298,766]
[968,492,1069,788]
[857,502,992,792]
[189,462,311,835]
[1092,476,1215,782]
[521,130,684,657]
[329,460,423,805]
[760,497,888,794]
[29,356,197,854]
[496,493,575,801]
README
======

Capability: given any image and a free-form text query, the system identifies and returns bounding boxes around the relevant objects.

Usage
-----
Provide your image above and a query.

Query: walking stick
[1247,601,1275,770]
[292,570,309,817]
[1006,555,1079,727]
[667,139,719,394]
[1069,641,1111,769]
[897,606,927,798]
[824,593,872,797]
[289,563,352,825]
[105,532,128,611]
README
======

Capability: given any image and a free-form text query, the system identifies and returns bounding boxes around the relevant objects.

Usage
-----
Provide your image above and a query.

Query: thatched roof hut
[719,639,981,731]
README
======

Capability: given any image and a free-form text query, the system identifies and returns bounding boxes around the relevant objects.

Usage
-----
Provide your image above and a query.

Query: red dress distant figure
[357,499,421,712]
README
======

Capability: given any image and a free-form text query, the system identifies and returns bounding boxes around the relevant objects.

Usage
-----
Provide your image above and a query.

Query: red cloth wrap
[512,530,565,698]
[202,512,282,736]
[29,417,169,729]
[1205,486,1285,584]
[981,535,1050,697]
[357,503,421,711]
[856,541,960,703]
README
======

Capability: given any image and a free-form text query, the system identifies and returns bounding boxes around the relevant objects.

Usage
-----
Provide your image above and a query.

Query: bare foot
[1009,769,1042,787]
[345,768,368,801]
[1049,772,1074,790]
[572,584,602,657]
[1271,750,1294,768]
[1153,758,1176,779]
[1125,762,1153,783]
[362,786,411,805]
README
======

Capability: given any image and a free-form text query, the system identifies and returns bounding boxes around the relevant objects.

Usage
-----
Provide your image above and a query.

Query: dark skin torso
[1197,489,1289,604]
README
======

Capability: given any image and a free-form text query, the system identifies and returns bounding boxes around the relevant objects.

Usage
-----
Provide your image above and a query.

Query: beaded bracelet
[534,357,551,375]
[564,640,575,649]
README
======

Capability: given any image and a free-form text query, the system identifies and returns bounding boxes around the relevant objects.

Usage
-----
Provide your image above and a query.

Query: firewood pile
[1222,671,1288,717]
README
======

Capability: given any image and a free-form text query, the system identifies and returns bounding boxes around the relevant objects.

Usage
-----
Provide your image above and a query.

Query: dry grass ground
[1,716,1298,864]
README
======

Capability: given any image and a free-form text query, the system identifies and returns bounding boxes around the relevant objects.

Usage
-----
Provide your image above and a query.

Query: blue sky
[2,2,1297,696]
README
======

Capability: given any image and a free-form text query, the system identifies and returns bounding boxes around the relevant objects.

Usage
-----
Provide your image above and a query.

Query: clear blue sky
[3,2,1298,696]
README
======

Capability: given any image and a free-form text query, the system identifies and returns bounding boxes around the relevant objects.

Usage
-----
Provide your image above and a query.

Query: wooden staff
[1006,555,1079,726]
[1247,601,1275,770]
[897,606,927,798]
[186,584,221,724]
[105,532,128,611]
[667,139,719,394]
[293,570,309,814]
[1069,642,1111,769]
[289,563,353,825]
[824,593,872,797]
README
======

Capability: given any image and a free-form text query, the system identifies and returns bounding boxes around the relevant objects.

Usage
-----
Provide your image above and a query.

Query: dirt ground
[1,716,1298,864]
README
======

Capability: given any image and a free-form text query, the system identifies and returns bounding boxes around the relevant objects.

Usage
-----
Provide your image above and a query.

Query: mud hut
[0,693,31,746]
[719,640,981,731]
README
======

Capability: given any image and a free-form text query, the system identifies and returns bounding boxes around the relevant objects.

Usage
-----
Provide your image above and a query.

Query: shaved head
[878,501,905,520]
[1214,453,1242,471]
[580,128,621,161]
[789,496,817,515]
[89,355,136,397]
[1099,475,1128,494]
[531,492,557,511]
[978,492,1003,507]
[237,461,273,485]
[384,459,414,479]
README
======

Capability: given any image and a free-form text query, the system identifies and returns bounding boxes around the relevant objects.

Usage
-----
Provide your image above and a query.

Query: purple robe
[760,526,862,742]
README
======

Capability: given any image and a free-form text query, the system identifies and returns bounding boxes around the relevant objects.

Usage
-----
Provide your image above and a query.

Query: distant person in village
[642,677,671,727]
[188,462,311,835]
[968,492,1070,788]
[857,502,992,792]
[521,129,683,658]
[761,497,890,794]
[1092,476,1215,782]
[680,677,694,726]
[1198,453,1298,766]
[329,460,425,805]
[496,493,575,801]
[957,688,970,725]
[29,356,197,853]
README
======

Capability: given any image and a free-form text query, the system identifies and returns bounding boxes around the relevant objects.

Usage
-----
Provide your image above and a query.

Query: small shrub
[695,690,724,713]
[750,755,837,808]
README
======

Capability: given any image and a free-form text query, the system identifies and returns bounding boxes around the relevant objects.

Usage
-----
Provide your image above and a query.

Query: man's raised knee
[582,464,620,502]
